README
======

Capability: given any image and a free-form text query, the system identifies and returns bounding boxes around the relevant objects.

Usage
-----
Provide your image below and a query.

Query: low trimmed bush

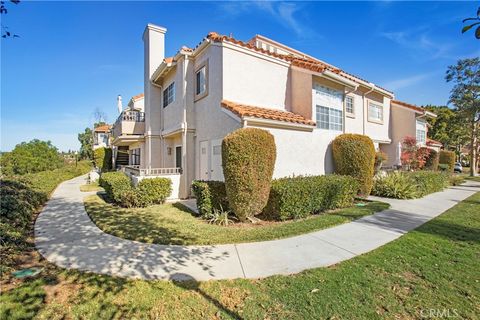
[332,134,376,197]
[424,149,439,170]
[222,128,276,222]
[439,150,455,173]
[99,172,133,203]
[191,180,229,218]
[99,173,172,208]
[263,175,358,221]
[135,178,172,207]
[94,147,112,172]
[372,171,450,199]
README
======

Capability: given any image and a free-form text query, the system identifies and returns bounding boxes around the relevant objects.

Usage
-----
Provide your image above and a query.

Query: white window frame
[416,119,427,145]
[345,95,355,117]
[163,82,175,108]
[316,105,343,131]
[368,101,384,124]
[194,60,209,101]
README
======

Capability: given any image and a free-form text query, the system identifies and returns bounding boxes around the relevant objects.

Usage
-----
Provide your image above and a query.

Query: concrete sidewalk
[35,175,480,281]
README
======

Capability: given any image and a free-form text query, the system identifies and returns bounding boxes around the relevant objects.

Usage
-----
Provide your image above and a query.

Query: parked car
[454,162,463,173]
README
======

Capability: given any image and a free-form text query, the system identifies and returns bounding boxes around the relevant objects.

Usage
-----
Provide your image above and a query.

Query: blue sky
[1,1,478,151]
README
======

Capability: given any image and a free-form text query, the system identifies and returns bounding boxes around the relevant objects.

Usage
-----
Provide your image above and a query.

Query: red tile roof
[427,138,442,146]
[94,125,111,133]
[206,32,393,94]
[131,93,144,101]
[221,100,315,126]
[392,100,425,113]
[164,57,174,64]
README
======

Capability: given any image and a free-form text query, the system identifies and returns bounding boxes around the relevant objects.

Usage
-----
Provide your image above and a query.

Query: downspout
[182,54,188,198]
[362,83,375,135]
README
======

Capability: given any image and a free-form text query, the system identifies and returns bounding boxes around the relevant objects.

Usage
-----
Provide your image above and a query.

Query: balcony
[112,110,145,146]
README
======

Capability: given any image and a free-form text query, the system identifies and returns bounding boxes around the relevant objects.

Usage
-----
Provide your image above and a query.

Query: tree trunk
[470,118,478,176]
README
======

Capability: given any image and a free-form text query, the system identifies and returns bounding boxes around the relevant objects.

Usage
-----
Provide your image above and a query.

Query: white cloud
[218,1,318,39]
[383,72,437,91]
[380,29,453,60]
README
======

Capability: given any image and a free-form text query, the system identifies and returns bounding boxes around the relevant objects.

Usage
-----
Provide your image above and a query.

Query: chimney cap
[144,23,167,35]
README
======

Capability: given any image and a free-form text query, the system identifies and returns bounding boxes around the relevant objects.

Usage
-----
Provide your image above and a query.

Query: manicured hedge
[439,150,455,173]
[222,128,276,222]
[424,149,439,170]
[136,178,172,206]
[1,161,92,270]
[263,175,358,221]
[99,171,133,203]
[99,172,172,208]
[372,171,450,199]
[94,147,112,172]
[332,134,375,197]
[191,180,229,218]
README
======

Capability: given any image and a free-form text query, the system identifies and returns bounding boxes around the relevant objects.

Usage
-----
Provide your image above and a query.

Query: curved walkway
[35,175,480,281]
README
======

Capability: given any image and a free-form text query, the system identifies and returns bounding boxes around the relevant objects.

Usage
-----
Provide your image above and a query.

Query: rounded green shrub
[94,147,112,172]
[424,149,439,170]
[99,171,132,203]
[222,128,276,222]
[135,177,172,206]
[439,150,455,173]
[332,134,375,196]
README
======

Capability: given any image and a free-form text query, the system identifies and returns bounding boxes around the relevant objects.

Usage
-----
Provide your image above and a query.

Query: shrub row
[191,180,229,218]
[1,161,92,270]
[424,149,439,170]
[332,134,375,196]
[372,171,450,199]
[262,175,358,221]
[99,172,172,207]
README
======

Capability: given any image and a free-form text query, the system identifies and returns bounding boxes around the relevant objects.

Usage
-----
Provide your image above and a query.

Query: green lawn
[1,192,479,319]
[79,182,103,192]
[84,194,389,245]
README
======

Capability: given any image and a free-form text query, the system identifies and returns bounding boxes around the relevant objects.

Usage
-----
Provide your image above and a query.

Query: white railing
[124,166,181,176]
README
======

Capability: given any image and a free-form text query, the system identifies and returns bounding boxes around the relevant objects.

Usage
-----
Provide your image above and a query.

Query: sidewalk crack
[234,245,246,278]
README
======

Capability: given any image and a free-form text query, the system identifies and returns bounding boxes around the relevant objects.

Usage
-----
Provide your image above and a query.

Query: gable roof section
[94,125,111,133]
[392,100,424,113]
[206,32,393,95]
[221,100,316,126]
[427,138,442,147]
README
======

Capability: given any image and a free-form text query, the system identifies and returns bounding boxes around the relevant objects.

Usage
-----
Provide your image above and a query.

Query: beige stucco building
[110,23,437,199]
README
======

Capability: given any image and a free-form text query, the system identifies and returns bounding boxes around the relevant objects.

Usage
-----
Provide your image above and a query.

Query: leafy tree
[446,58,480,176]
[400,136,431,170]
[78,127,93,160]
[424,105,469,156]
[0,139,63,175]
[462,6,480,39]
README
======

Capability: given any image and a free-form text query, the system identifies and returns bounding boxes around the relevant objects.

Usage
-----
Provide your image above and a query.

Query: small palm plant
[208,205,237,226]
[462,7,480,39]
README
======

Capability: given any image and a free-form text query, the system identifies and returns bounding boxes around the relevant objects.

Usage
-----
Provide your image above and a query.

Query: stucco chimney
[143,23,167,169]
[143,23,167,78]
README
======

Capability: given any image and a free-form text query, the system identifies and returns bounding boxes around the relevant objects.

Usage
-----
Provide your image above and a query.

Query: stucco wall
[222,44,290,109]
[162,64,184,131]
[381,104,416,166]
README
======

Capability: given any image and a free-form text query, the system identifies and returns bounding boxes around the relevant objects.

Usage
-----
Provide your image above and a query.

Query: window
[195,61,208,100]
[175,146,182,168]
[130,148,140,165]
[163,82,175,108]
[416,119,427,145]
[345,96,355,115]
[316,105,343,131]
[368,102,383,122]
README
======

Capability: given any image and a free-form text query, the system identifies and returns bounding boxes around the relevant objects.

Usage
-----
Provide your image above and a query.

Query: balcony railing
[124,166,182,176]
[115,110,145,125]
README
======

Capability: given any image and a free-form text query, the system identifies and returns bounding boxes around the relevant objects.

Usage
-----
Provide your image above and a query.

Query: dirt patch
[44,282,82,305]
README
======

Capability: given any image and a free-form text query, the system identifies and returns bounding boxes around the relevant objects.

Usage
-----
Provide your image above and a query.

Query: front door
[175,146,182,169]
[199,140,209,180]
[210,139,224,181]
